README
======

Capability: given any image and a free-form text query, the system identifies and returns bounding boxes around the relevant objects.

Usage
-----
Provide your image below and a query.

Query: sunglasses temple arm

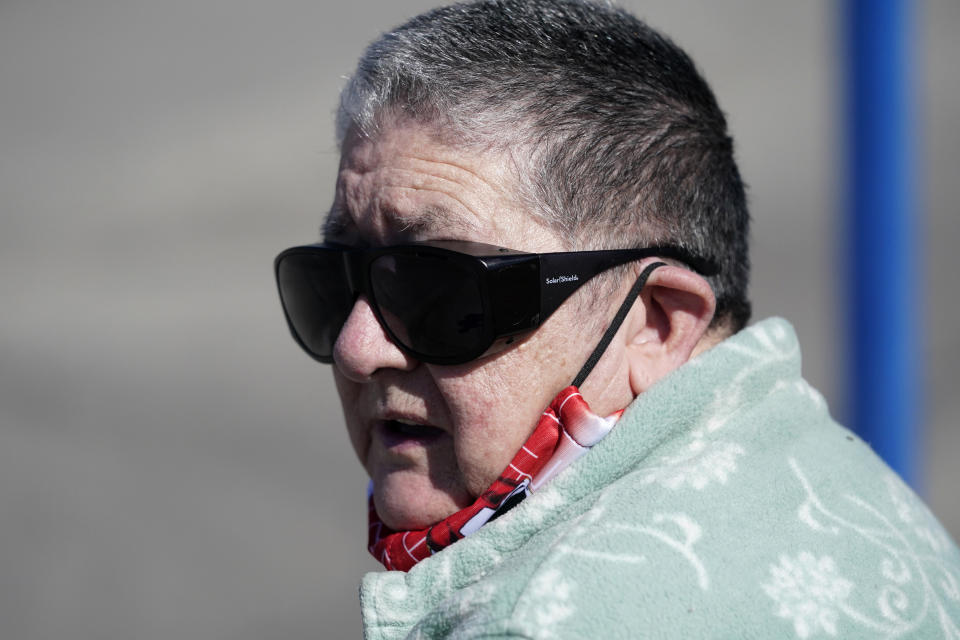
[538,247,720,322]
[649,246,721,276]
[538,249,650,321]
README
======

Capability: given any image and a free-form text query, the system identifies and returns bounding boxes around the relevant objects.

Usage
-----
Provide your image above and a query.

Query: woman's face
[327,122,630,530]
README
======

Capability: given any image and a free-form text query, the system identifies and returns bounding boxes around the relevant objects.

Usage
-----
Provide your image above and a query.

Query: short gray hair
[337,0,751,331]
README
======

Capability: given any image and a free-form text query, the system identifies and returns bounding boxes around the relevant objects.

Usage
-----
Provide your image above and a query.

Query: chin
[373,472,469,531]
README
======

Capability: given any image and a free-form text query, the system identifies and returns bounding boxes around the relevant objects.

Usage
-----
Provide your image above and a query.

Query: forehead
[326,123,559,250]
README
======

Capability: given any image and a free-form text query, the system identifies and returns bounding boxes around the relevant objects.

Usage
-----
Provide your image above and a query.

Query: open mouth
[380,419,445,444]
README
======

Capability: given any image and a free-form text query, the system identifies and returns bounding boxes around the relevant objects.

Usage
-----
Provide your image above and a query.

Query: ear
[625,264,716,395]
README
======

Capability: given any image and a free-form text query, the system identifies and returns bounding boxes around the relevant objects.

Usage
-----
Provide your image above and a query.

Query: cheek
[452,402,532,495]
[439,345,572,495]
[332,372,369,465]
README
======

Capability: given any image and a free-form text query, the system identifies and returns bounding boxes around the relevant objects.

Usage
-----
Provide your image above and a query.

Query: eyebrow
[322,204,480,241]
[322,208,350,239]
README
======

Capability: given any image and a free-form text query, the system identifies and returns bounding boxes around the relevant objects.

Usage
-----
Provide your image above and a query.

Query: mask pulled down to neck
[367,385,622,571]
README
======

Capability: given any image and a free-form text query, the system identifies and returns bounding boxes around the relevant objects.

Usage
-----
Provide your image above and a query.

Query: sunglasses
[274,240,719,366]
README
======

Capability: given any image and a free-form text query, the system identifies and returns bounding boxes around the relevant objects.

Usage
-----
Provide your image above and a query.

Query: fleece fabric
[359,318,960,639]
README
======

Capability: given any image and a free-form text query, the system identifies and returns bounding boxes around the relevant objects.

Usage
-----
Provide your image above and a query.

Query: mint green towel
[360,318,960,639]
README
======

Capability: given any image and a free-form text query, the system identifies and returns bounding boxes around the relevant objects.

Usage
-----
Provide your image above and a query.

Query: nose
[332,295,418,381]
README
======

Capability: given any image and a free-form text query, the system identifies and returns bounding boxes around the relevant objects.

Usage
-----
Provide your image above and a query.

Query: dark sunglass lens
[276,251,352,360]
[370,253,485,360]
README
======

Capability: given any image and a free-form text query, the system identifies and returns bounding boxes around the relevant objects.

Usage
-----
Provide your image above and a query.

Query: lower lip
[375,421,445,451]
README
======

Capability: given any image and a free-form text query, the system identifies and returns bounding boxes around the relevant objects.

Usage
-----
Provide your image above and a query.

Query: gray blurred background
[1,1,957,638]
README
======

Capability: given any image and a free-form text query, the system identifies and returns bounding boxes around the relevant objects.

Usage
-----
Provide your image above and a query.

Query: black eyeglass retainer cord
[571,261,666,388]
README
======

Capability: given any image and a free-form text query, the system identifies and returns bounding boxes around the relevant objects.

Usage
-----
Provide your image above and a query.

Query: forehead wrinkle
[393,152,513,202]
[336,124,531,244]
[378,161,512,239]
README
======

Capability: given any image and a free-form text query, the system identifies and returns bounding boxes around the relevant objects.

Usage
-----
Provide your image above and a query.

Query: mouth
[376,418,446,449]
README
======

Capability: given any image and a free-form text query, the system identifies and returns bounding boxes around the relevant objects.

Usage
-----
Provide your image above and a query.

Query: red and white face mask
[368,385,623,571]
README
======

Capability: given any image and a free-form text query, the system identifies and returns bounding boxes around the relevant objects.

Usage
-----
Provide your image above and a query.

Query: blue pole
[843,0,922,487]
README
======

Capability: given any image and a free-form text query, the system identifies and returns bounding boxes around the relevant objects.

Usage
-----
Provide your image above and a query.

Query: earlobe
[625,265,716,395]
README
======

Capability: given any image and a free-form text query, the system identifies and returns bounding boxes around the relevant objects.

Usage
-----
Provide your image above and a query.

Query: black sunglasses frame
[274,240,719,366]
